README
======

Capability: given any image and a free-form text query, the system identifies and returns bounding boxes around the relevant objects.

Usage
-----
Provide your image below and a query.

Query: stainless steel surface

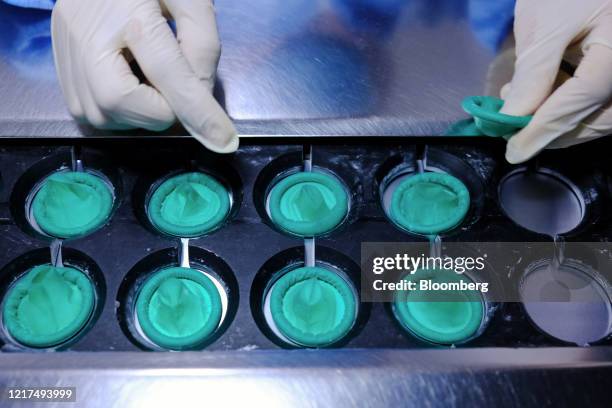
[0,0,507,138]
[1,348,612,408]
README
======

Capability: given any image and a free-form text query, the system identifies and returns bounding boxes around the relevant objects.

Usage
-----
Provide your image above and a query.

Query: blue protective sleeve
[2,0,54,10]
[468,0,516,51]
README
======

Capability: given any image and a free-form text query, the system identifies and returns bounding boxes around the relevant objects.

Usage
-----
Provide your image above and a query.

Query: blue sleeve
[2,0,55,10]
[469,0,516,51]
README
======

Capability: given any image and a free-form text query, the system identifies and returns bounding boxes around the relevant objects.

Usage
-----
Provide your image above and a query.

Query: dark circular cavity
[0,248,106,351]
[266,266,357,347]
[520,259,612,345]
[378,149,484,237]
[267,171,349,237]
[30,171,114,239]
[135,266,223,350]
[10,152,122,241]
[251,246,369,348]
[499,168,585,236]
[253,151,352,238]
[392,268,486,345]
[133,161,242,239]
[117,247,238,351]
[147,172,231,238]
[388,172,470,235]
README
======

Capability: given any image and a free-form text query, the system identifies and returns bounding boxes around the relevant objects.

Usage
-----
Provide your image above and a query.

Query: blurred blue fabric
[468,0,515,51]
[332,0,515,51]
[0,0,516,84]
[2,0,54,10]
[2,0,516,52]
[0,2,55,79]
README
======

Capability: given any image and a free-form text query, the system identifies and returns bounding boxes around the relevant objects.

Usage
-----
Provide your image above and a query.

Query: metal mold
[250,246,369,349]
[499,168,586,236]
[117,247,239,351]
[0,248,106,351]
[9,151,122,241]
[254,151,353,239]
[0,141,609,353]
[520,258,612,346]
[132,159,243,240]
[378,148,486,238]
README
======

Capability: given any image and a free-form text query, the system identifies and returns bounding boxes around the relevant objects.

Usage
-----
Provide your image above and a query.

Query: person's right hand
[51,0,238,153]
[499,0,612,164]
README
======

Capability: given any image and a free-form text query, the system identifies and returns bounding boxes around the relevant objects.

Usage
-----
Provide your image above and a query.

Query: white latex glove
[500,0,612,164]
[51,0,238,153]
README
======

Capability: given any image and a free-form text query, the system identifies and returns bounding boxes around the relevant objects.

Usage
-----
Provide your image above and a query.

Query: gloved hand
[500,0,612,164]
[51,0,238,153]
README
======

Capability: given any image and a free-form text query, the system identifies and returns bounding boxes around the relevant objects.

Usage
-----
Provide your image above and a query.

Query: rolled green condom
[135,267,222,350]
[390,172,470,235]
[269,267,356,347]
[393,268,485,345]
[268,172,348,237]
[2,265,95,348]
[459,96,532,138]
[32,171,113,239]
[147,172,231,237]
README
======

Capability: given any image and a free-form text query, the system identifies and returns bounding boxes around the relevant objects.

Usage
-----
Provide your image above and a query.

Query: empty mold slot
[254,151,351,238]
[133,161,242,239]
[0,248,106,351]
[251,246,369,348]
[519,258,612,346]
[498,168,586,236]
[118,247,238,351]
[10,151,121,240]
[378,147,484,237]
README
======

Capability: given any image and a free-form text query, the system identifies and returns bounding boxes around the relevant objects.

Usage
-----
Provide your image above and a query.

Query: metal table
[0,0,503,138]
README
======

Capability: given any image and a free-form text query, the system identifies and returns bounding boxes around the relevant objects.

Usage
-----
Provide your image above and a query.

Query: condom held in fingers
[32,171,113,239]
[268,172,348,237]
[269,267,356,347]
[446,96,532,138]
[148,172,231,237]
[390,172,470,235]
[453,96,532,138]
[2,265,95,348]
[135,267,222,350]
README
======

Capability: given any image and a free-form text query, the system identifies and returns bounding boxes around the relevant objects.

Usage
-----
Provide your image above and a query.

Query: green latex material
[32,171,113,239]
[136,267,222,350]
[2,265,95,348]
[270,267,356,347]
[390,172,470,235]
[268,172,348,237]
[448,96,532,138]
[393,269,485,345]
[148,172,230,237]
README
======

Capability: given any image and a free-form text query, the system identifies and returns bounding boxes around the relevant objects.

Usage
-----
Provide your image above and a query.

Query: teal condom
[268,172,348,237]
[269,267,356,347]
[390,172,470,235]
[32,171,114,239]
[457,96,532,138]
[393,269,485,345]
[135,267,222,350]
[2,265,95,348]
[147,172,231,237]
